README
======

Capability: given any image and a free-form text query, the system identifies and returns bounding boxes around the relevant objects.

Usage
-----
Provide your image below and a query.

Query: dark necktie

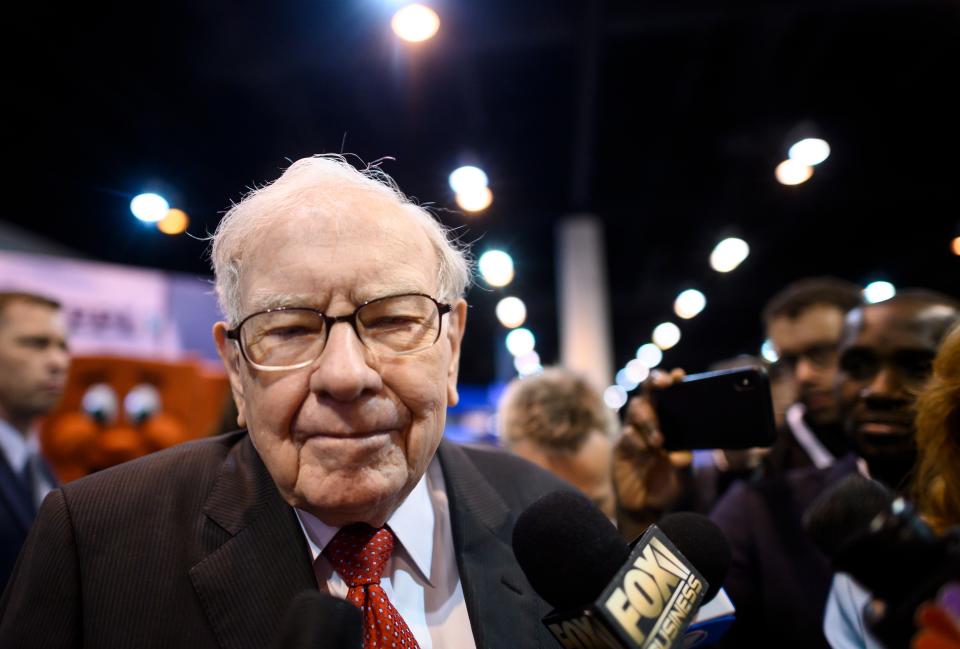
[324,523,421,649]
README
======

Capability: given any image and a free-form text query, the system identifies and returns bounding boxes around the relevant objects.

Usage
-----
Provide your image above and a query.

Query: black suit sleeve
[0,489,82,649]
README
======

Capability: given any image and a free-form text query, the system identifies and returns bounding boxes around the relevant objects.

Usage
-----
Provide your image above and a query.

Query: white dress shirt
[786,402,836,469]
[296,457,477,649]
[0,418,55,509]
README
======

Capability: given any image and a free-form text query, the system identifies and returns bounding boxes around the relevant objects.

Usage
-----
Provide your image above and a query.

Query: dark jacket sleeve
[0,489,82,649]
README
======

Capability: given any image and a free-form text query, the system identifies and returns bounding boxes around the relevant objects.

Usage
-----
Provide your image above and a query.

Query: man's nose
[794,357,819,385]
[307,322,383,402]
[860,366,911,409]
[48,345,70,375]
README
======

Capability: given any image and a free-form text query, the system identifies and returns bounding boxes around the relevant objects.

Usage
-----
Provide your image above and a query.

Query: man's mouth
[854,419,913,438]
[801,390,834,411]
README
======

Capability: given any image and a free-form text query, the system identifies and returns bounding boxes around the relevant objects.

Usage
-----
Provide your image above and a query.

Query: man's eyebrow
[245,292,319,313]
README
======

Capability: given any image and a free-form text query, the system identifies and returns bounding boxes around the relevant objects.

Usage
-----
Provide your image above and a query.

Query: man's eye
[840,353,877,379]
[265,326,315,339]
[366,315,420,329]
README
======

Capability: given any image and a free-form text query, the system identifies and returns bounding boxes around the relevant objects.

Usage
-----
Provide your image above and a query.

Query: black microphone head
[657,512,732,602]
[512,489,630,611]
[802,474,893,558]
[272,589,363,649]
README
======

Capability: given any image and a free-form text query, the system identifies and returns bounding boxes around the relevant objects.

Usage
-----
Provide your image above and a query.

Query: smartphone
[652,367,776,451]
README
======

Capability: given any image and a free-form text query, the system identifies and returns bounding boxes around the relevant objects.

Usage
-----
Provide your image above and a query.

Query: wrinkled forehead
[239,192,440,309]
[841,303,955,352]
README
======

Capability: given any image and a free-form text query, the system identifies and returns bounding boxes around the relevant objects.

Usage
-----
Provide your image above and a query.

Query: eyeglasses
[226,293,452,371]
[838,347,935,392]
[775,342,839,373]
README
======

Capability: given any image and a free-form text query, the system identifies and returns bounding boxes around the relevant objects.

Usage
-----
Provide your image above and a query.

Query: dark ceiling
[7,0,960,385]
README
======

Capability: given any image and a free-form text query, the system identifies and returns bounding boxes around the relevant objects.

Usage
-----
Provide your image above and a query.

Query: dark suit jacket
[0,431,571,648]
[708,454,858,649]
[0,451,57,594]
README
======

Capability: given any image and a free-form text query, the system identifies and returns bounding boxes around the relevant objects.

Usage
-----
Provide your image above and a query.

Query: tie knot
[324,523,395,587]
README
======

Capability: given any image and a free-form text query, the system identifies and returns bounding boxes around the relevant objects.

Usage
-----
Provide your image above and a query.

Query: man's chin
[294,469,410,527]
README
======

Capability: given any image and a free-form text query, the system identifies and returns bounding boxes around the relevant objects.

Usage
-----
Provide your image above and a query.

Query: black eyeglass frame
[225,292,453,371]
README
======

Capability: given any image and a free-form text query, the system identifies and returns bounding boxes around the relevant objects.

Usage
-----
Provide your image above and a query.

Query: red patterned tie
[324,524,422,649]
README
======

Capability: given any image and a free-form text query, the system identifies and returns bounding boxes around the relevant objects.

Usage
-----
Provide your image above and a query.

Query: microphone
[512,490,732,649]
[271,590,364,649]
[804,476,960,648]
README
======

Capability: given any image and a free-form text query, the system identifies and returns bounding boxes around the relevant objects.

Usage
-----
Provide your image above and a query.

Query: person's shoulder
[58,430,247,511]
[441,441,572,506]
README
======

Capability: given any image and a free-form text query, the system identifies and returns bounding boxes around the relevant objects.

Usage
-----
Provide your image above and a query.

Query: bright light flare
[616,369,640,392]
[130,193,169,223]
[788,138,831,166]
[391,4,440,43]
[761,339,779,363]
[674,289,707,320]
[710,237,750,273]
[478,250,514,287]
[156,208,189,235]
[495,296,527,329]
[505,328,536,357]
[636,343,663,369]
[863,281,896,304]
[952,236,960,256]
[625,359,650,384]
[514,351,542,376]
[603,385,628,410]
[449,166,489,194]
[455,186,493,212]
[652,322,681,350]
[775,159,814,186]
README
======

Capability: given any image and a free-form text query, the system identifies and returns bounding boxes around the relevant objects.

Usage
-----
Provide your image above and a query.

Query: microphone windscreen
[658,512,732,602]
[512,489,631,611]
[802,474,893,557]
[272,589,363,649]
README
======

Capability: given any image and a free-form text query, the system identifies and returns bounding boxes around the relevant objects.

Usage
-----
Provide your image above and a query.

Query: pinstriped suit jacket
[0,431,570,648]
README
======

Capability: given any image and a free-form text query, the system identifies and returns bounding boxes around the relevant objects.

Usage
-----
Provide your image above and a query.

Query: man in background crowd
[0,292,69,591]
[762,277,863,475]
[498,367,617,520]
[711,290,960,648]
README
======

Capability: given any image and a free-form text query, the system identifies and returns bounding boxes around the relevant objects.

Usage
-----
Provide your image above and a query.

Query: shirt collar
[295,456,437,585]
[0,418,39,474]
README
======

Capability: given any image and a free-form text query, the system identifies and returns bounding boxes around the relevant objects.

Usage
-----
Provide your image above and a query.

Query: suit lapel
[438,441,548,649]
[0,453,34,533]
[189,435,316,649]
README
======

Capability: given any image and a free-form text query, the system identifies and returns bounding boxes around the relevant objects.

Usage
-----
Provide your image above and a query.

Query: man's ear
[213,322,247,428]
[445,299,468,407]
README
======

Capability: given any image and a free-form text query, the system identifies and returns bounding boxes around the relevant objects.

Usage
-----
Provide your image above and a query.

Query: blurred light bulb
[130,193,169,223]
[674,289,707,320]
[775,159,814,186]
[455,186,493,212]
[505,327,535,357]
[603,385,628,410]
[448,166,489,194]
[652,322,681,350]
[863,281,896,304]
[616,369,640,392]
[478,250,514,287]
[625,359,650,384]
[636,343,663,368]
[788,138,831,166]
[391,4,440,43]
[514,351,542,376]
[156,208,189,235]
[710,237,750,273]
[761,339,779,363]
[495,296,527,329]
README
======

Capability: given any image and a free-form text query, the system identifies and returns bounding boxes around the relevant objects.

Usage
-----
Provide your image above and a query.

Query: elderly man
[0,292,69,592]
[0,157,569,648]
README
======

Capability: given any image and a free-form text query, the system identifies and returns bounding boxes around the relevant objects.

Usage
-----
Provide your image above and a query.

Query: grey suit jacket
[0,431,571,648]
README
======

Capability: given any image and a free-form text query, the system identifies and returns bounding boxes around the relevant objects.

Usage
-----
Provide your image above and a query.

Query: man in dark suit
[0,156,570,648]
[0,291,68,593]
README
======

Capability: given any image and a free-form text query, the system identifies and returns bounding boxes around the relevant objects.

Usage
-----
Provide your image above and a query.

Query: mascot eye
[82,383,118,424]
[124,384,162,425]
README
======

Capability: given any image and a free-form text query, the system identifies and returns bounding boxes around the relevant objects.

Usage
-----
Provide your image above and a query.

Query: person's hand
[612,369,691,513]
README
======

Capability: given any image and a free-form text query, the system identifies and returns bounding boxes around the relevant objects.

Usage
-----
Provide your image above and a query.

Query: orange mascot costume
[39,356,231,483]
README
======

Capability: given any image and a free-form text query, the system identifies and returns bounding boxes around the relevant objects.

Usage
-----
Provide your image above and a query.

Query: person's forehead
[768,304,845,349]
[240,197,439,309]
[0,300,64,332]
[845,303,944,351]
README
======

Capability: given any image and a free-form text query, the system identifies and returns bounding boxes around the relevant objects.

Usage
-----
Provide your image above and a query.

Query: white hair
[209,155,472,325]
